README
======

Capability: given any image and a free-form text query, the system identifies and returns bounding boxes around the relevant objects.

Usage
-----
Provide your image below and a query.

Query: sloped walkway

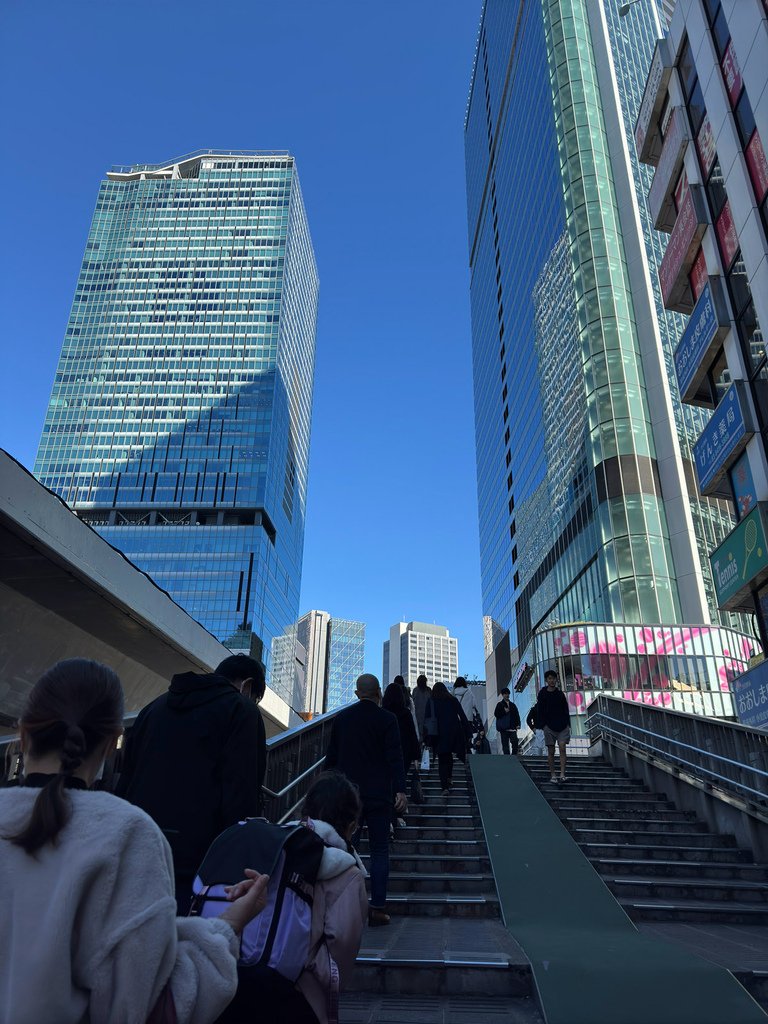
[472,755,767,1024]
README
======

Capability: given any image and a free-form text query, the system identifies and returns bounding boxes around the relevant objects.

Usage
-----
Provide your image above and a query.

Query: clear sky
[0,0,486,680]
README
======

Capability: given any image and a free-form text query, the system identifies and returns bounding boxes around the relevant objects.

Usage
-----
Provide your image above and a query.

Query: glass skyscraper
[465,2,750,681]
[35,151,319,672]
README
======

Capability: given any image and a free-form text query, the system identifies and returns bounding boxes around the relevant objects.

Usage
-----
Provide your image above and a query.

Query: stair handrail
[586,694,768,809]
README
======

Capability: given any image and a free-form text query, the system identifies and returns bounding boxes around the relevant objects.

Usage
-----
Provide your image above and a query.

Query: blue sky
[0,0,486,679]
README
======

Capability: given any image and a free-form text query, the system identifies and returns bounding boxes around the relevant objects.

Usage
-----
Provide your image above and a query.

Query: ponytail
[6,660,123,856]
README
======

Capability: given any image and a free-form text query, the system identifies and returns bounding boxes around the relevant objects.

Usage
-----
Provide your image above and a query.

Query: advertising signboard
[716,200,739,270]
[636,38,672,163]
[696,113,716,179]
[746,130,768,203]
[710,504,768,610]
[659,185,707,312]
[731,661,768,731]
[722,40,743,107]
[673,277,729,404]
[689,249,708,302]
[649,108,689,231]
[693,382,754,495]
[731,451,757,519]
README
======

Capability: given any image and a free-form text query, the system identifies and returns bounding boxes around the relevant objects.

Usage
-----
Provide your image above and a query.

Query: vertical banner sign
[696,113,716,178]
[674,280,724,400]
[693,383,752,493]
[746,131,768,202]
[660,186,696,305]
[716,201,739,269]
[722,40,743,107]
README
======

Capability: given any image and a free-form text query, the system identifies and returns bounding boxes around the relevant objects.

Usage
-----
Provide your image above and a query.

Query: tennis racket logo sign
[742,518,761,580]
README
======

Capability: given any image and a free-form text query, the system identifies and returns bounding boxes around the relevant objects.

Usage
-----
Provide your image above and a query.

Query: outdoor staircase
[341,760,543,1023]
[523,756,768,1011]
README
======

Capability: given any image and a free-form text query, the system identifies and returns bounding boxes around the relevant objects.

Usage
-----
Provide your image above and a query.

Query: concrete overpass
[0,450,290,736]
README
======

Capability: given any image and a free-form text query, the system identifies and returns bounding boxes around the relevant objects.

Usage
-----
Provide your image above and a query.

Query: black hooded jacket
[116,671,266,883]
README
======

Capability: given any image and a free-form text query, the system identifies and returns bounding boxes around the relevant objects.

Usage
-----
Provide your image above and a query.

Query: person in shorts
[533,670,571,783]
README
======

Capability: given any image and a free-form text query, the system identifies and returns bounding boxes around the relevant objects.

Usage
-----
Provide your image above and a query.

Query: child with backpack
[194,771,368,1024]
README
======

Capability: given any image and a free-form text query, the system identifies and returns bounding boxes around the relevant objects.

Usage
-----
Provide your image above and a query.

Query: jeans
[354,806,390,908]
[499,730,518,755]
[438,752,454,789]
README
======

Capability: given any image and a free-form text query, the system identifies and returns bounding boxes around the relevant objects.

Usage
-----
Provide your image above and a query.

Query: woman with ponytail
[0,659,270,1024]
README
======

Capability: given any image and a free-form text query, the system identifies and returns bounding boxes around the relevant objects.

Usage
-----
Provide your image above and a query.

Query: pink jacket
[293,818,368,1024]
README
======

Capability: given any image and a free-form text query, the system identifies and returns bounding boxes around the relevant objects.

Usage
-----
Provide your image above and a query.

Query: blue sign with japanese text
[674,281,722,398]
[693,384,751,493]
[732,661,768,731]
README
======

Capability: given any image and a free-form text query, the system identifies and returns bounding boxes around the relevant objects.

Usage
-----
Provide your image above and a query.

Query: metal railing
[262,706,346,823]
[2,705,346,824]
[586,695,768,809]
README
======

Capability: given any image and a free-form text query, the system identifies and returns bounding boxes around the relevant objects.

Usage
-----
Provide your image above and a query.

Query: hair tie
[60,724,86,775]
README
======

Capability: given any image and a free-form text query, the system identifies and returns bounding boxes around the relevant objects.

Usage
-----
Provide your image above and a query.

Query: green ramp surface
[471,755,766,1024]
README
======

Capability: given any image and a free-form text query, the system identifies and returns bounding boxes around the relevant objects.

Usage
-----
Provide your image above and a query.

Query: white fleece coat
[291,818,368,1024]
[453,684,478,724]
[0,787,240,1024]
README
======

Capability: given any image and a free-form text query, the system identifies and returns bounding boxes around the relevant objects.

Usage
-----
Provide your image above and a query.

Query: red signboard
[696,113,716,179]
[746,130,768,203]
[722,40,743,107]
[689,247,708,301]
[716,201,739,270]
[660,186,698,305]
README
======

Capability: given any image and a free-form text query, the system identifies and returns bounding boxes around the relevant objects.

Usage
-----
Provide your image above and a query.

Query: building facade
[636,0,768,648]
[271,611,365,715]
[34,151,319,671]
[383,621,459,688]
[464,1,757,702]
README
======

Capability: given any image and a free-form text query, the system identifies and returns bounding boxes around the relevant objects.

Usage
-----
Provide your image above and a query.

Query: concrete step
[553,799,685,815]
[579,842,753,863]
[386,872,497,895]
[571,828,735,848]
[620,896,768,924]
[404,813,481,827]
[340,993,544,1022]
[593,856,768,881]
[562,816,707,833]
[383,892,500,918]
[357,839,486,856]
[605,875,768,904]
[362,853,493,873]
[392,826,485,841]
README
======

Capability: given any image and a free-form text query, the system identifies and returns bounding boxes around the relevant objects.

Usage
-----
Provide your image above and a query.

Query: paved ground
[638,921,768,973]
[356,916,528,965]
[339,994,544,1023]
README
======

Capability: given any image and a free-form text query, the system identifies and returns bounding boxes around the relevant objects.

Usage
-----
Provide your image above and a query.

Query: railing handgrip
[262,755,327,800]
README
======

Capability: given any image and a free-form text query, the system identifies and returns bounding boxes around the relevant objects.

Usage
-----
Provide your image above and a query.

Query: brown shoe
[368,906,391,927]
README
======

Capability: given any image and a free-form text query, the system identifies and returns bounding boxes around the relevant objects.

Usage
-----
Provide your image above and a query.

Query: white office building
[383,621,459,689]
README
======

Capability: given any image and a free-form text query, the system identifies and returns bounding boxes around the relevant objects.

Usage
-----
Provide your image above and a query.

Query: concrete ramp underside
[471,756,766,1024]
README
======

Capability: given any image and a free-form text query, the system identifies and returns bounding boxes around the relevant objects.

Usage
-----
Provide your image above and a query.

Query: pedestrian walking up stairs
[341,759,544,1024]
[523,756,768,1010]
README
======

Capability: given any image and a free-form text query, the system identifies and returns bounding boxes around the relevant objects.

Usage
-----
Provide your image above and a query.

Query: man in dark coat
[324,673,406,926]
[116,653,266,911]
[534,669,571,783]
[493,687,521,755]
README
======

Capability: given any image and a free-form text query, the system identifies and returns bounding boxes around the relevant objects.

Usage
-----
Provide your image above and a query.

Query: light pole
[618,0,642,15]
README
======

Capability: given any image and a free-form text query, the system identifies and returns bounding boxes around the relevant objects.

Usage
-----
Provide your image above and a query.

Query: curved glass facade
[465,1,750,670]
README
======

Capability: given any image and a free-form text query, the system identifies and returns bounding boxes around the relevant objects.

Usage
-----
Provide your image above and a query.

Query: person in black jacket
[534,670,571,783]
[423,682,470,795]
[324,674,406,927]
[116,653,266,912]
[493,687,521,755]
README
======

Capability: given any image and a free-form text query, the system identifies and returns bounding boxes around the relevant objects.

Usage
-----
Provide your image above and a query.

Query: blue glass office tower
[465,2,747,670]
[35,151,319,670]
